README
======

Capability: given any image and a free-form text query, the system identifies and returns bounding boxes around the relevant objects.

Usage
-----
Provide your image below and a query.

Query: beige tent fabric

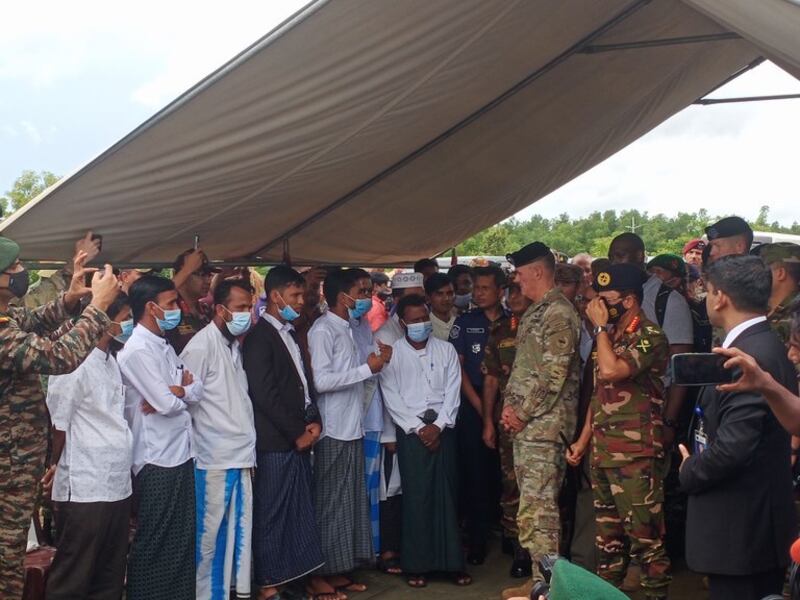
[683,0,800,80]
[0,0,772,265]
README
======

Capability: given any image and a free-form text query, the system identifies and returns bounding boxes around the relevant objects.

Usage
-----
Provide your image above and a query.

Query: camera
[529,554,558,599]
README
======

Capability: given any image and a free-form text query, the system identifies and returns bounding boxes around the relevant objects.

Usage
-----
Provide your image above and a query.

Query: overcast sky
[2,1,799,225]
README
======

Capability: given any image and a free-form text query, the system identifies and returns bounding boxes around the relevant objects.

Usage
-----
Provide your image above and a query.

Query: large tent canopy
[3,0,799,266]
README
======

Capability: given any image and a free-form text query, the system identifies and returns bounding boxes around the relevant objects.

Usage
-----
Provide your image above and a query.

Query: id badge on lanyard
[693,406,708,454]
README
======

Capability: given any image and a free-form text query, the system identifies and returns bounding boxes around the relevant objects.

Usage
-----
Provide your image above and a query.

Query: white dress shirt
[380,336,461,434]
[262,312,311,407]
[181,323,256,470]
[118,324,203,475]
[375,314,404,345]
[430,312,456,341]
[46,348,133,502]
[308,311,372,441]
[350,316,384,433]
[722,316,768,349]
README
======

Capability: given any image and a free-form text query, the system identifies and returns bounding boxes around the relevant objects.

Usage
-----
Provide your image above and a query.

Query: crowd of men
[1,213,799,600]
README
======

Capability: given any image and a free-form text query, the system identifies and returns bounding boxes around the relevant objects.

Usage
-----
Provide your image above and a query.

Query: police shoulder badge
[597,272,611,287]
[449,324,461,339]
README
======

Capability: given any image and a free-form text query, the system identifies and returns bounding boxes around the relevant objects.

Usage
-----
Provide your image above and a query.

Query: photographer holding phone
[678,255,798,600]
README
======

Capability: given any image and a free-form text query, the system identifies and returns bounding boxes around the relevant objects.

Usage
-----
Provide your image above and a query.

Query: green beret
[594,263,647,294]
[550,558,628,600]
[752,242,800,265]
[0,237,20,273]
[647,254,686,278]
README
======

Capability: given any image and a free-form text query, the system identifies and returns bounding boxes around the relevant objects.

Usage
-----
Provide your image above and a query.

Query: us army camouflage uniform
[503,287,580,582]
[590,315,671,598]
[482,314,522,539]
[768,290,800,346]
[9,269,70,310]
[0,295,110,598]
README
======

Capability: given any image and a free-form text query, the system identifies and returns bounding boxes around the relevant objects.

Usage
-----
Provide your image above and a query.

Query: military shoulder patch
[449,324,461,339]
[636,338,652,353]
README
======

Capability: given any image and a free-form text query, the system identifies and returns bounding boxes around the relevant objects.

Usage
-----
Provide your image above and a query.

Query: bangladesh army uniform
[481,314,523,546]
[0,295,110,598]
[165,293,213,354]
[590,314,671,599]
[502,287,581,585]
[9,269,70,309]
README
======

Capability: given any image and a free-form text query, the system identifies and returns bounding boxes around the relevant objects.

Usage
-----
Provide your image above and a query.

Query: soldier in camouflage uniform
[481,281,532,577]
[499,242,581,600]
[0,236,118,599]
[567,263,671,600]
[756,243,800,346]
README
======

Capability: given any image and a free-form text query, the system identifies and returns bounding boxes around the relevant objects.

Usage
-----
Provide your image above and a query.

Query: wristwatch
[592,324,610,336]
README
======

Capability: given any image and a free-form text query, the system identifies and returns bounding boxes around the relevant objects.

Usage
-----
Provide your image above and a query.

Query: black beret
[705,216,753,242]
[594,263,647,294]
[506,242,551,268]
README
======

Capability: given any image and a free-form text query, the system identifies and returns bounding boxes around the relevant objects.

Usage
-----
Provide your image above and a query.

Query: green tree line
[456,207,800,258]
[0,170,60,217]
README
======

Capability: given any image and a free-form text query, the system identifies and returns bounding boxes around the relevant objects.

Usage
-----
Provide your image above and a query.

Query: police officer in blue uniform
[449,265,508,564]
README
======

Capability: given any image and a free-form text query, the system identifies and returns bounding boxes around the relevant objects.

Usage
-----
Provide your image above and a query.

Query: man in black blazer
[679,255,798,600]
[243,265,334,600]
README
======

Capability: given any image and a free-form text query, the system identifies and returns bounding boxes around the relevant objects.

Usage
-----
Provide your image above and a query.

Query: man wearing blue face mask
[243,265,330,600]
[118,275,204,600]
[180,279,257,600]
[380,294,467,588]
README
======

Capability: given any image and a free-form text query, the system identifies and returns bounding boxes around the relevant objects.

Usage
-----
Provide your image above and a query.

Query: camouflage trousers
[0,456,44,599]
[498,425,520,538]
[591,458,671,597]
[513,439,565,582]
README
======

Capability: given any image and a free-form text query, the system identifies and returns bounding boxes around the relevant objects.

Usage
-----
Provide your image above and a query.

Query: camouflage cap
[647,254,686,278]
[753,242,800,265]
[0,236,20,273]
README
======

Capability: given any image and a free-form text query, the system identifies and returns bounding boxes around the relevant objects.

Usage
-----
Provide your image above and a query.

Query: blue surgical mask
[113,318,134,344]
[277,296,300,322]
[404,320,433,343]
[226,310,252,336]
[347,296,373,320]
[155,305,182,332]
[454,293,472,309]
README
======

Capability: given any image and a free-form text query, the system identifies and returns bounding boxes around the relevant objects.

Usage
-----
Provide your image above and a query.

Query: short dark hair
[473,265,506,288]
[106,293,130,321]
[779,262,800,286]
[266,265,305,294]
[128,275,176,323]
[396,293,428,320]
[213,278,254,307]
[323,269,362,308]
[447,264,474,282]
[414,258,438,273]
[705,255,771,314]
[555,263,583,285]
[425,273,453,296]
[371,271,390,286]
[609,232,645,254]
[348,268,371,282]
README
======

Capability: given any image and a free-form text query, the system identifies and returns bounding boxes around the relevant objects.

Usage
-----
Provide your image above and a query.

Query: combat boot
[509,540,532,578]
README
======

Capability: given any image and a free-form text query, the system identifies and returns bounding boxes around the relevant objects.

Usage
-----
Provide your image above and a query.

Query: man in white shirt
[380,294,469,588]
[44,294,134,600]
[308,269,392,592]
[375,272,425,345]
[181,279,256,600]
[118,275,203,600]
[425,273,457,341]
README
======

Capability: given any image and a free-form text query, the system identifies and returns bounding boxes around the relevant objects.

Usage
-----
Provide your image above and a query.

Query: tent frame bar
[579,32,740,53]
[694,93,800,105]
[247,0,653,260]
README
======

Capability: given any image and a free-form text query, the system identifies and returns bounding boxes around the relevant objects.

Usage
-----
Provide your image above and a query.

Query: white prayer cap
[391,272,423,289]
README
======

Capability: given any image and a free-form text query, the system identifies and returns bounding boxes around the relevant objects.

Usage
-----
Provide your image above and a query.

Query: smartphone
[193,234,200,250]
[671,353,736,386]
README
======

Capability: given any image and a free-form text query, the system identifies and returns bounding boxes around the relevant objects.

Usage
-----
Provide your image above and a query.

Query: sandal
[377,555,403,575]
[407,573,427,588]
[451,571,472,586]
[329,576,367,594]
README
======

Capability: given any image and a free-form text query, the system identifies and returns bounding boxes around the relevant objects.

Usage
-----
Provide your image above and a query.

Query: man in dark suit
[678,255,798,600]
[243,265,334,600]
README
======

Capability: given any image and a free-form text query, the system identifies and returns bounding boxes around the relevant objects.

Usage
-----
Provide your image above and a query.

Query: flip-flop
[406,574,427,588]
[332,577,367,594]
[377,555,403,575]
[451,571,472,586]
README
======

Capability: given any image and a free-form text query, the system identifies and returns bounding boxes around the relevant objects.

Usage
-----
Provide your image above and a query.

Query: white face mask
[224,308,252,336]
